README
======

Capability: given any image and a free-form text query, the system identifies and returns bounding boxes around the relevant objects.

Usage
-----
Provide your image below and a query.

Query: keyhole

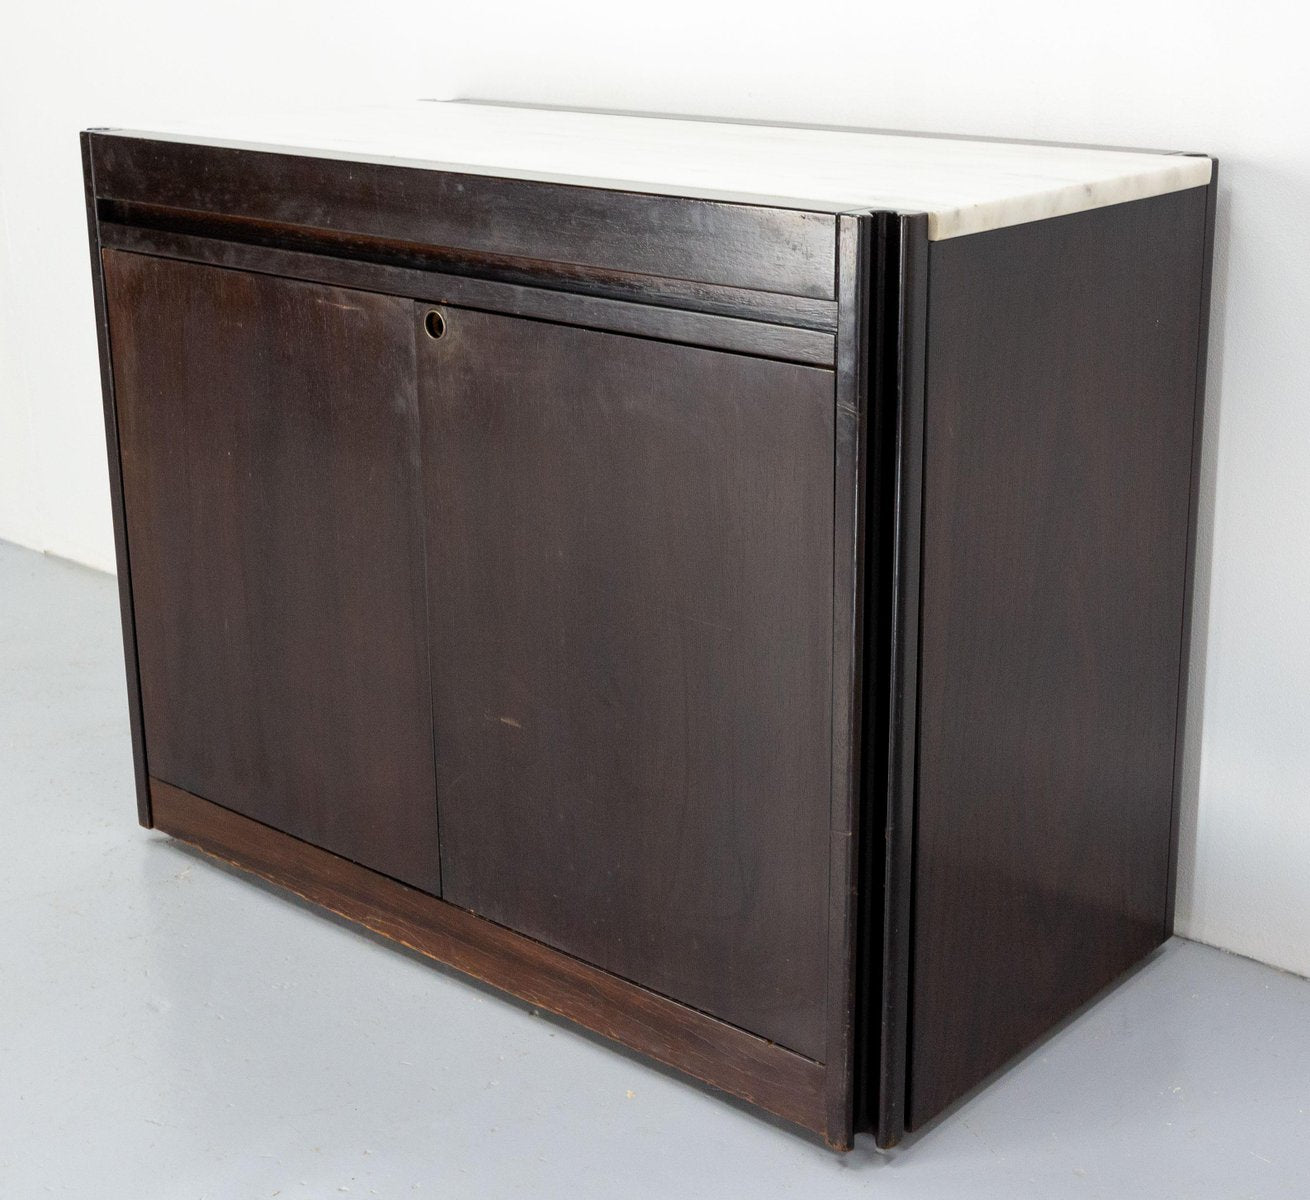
[424,309,447,340]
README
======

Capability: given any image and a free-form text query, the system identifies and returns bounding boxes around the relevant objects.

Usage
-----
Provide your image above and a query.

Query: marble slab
[107,101,1212,240]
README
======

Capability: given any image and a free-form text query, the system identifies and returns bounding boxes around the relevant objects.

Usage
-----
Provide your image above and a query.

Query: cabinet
[83,102,1216,1150]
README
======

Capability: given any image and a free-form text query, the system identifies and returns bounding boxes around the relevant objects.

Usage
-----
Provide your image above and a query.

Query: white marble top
[108,101,1212,241]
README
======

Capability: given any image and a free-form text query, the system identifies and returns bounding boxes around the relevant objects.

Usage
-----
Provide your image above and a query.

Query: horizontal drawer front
[88,134,839,301]
[97,223,837,366]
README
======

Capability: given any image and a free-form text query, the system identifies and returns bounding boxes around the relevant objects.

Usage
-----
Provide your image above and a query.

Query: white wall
[2,1,1307,976]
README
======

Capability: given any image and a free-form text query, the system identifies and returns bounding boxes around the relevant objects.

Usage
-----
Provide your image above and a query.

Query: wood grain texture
[94,222,834,366]
[88,134,839,300]
[149,779,835,1143]
[104,252,441,892]
[420,306,835,1061]
[907,187,1209,1129]
[97,210,840,334]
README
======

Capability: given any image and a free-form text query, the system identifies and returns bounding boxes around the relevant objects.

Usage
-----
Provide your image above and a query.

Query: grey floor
[2,539,1308,1199]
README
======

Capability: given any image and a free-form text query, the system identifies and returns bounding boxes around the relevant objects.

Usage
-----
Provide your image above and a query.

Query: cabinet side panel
[908,187,1209,1129]
[82,134,151,825]
[103,251,441,893]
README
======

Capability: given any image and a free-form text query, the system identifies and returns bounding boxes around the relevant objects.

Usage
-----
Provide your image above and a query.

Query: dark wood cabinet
[82,102,1216,1151]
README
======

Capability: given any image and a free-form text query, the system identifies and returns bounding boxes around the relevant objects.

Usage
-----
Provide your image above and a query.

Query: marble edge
[928,156,1214,240]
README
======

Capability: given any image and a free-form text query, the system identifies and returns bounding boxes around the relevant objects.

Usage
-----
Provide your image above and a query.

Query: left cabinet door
[103,252,441,893]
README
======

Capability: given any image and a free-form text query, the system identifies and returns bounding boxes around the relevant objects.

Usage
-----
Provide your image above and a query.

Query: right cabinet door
[419,305,835,1059]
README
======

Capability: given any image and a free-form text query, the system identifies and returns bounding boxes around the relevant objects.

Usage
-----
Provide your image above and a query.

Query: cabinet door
[420,306,834,1059]
[104,253,440,893]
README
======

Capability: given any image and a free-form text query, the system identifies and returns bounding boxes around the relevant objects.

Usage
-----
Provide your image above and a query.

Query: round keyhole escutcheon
[424,309,447,340]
